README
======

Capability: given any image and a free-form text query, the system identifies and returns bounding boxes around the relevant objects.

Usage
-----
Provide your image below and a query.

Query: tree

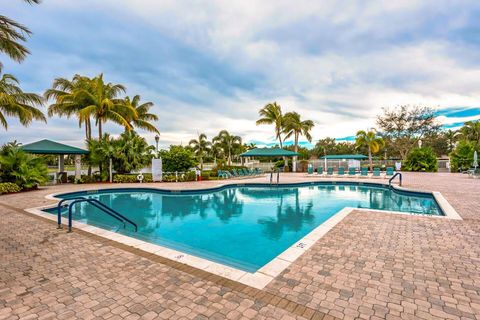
[404,147,438,172]
[159,145,197,172]
[189,133,211,170]
[123,95,159,134]
[114,131,154,173]
[0,0,40,65]
[449,140,477,172]
[283,111,314,171]
[376,106,440,159]
[457,120,480,147]
[256,102,284,147]
[78,74,136,139]
[213,130,242,165]
[45,74,94,140]
[355,130,384,171]
[0,69,45,130]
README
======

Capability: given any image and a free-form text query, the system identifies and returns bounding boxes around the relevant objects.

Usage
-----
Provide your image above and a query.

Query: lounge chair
[372,167,381,178]
[360,167,369,178]
[337,167,345,177]
[254,168,263,175]
[241,168,250,176]
[327,167,334,176]
[317,166,324,175]
[348,167,356,176]
[385,167,394,178]
[307,165,314,175]
[231,169,241,178]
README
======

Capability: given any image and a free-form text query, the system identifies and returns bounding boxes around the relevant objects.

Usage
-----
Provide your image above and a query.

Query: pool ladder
[56,197,138,233]
[269,169,280,185]
[388,172,402,187]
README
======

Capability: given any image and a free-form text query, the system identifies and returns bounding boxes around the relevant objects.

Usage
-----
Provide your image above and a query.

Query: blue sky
[2,0,480,148]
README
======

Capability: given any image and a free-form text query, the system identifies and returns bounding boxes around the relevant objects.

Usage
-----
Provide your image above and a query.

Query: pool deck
[1,172,479,319]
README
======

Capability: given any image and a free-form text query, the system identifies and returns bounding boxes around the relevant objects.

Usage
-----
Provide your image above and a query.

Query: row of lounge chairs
[308,166,395,178]
[218,168,263,179]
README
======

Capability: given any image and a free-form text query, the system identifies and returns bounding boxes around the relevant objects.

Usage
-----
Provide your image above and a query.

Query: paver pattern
[0,172,479,319]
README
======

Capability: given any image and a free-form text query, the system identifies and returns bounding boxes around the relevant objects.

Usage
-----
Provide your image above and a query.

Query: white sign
[152,158,163,182]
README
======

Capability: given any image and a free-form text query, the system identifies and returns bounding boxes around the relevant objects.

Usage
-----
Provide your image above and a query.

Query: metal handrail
[57,197,138,232]
[269,169,280,185]
[388,172,402,187]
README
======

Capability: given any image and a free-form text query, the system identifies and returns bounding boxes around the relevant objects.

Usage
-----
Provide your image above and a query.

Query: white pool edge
[27,185,461,290]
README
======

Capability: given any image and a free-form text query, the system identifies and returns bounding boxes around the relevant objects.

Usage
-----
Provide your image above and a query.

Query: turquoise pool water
[47,183,442,272]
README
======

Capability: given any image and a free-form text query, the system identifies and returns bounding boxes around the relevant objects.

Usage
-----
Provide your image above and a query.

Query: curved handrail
[57,197,86,228]
[388,172,402,187]
[62,198,138,233]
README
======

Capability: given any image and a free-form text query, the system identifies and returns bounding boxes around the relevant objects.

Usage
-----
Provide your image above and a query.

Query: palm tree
[283,112,314,172]
[0,0,40,65]
[457,120,480,146]
[123,95,159,134]
[355,130,385,171]
[0,69,45,130]
[213,130,242,165]
[189,133,211,170]
[45,74,94,140]
[256,102,284,147]
[210,140,224,165]
[77,74,136,139]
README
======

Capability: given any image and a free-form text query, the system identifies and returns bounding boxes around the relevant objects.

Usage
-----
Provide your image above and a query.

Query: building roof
[21,139,89,155]
[240,147,299,157]
[320,154,368,160]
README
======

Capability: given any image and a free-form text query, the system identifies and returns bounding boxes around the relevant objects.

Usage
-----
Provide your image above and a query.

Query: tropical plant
[403,147,438,172]
[456,120,480,147]
[159,145,197,172]
[213,130,242,165]
[0,0,40,65]
[45,74,94,140]
[114,131,154,173]
[283,111,314,171]
[123,95,159,133]
[355,130,384,171]
[256,102,284,147]
[449,140,477,172]
[189,133,211,170]
[0,182,21,194]
[0,144,48,189]
[0,69,45,130]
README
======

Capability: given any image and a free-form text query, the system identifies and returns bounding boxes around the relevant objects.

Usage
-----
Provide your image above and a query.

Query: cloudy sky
[2,0,480,148]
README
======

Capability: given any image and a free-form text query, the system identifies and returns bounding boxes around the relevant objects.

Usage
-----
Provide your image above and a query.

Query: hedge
[113,173,153,183]
[0,182,21,194]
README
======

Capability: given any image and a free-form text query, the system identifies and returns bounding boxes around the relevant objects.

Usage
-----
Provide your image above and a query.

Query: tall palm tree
[213,130,242,165]
[45,74,94,140]
[457,120,480,146]
[283,111,314,171]
[256,102,284,147]
[0,69,45,130]
[123,95,159,134]
[210,140,224,165]
[77,74,135,139]
[189,133,211,170]
[355,130,385,171]
[0,0,40,65]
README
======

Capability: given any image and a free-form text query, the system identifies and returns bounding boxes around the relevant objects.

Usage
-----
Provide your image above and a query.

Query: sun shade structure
[21,139,89,155]
[240,147,299,157]
[320,154,368,160]
[21,139,88,182]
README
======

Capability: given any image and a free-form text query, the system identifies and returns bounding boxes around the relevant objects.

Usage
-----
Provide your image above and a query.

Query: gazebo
[21,139,89,181]
[320,154,367,169]
[240,147,299,171]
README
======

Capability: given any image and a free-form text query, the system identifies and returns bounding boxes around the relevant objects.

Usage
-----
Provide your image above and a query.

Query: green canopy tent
[21,139,89,182]
[240,148,299,173]
[319,154,367,169]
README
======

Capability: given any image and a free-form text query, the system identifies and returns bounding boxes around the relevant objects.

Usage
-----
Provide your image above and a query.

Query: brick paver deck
[1,172,479,319]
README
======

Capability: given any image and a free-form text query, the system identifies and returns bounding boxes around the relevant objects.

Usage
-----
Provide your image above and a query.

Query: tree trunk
[200,157,203,171]
[368,147,373,171]
[98,120,103,140]
[293,133,299,172]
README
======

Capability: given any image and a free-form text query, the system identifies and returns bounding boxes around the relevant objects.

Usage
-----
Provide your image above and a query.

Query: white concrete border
[26,181,461,289]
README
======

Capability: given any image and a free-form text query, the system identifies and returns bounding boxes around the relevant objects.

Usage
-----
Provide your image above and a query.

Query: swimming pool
[46,182,443,272]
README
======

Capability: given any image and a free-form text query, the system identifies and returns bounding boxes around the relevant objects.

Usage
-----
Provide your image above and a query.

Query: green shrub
[68,174,102,184]
[0,182,21,194]
[113,173,153,183]
[0,144,48,189]
[449,140,477,172]
[404,147,438,172]
[159,146,197,172]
